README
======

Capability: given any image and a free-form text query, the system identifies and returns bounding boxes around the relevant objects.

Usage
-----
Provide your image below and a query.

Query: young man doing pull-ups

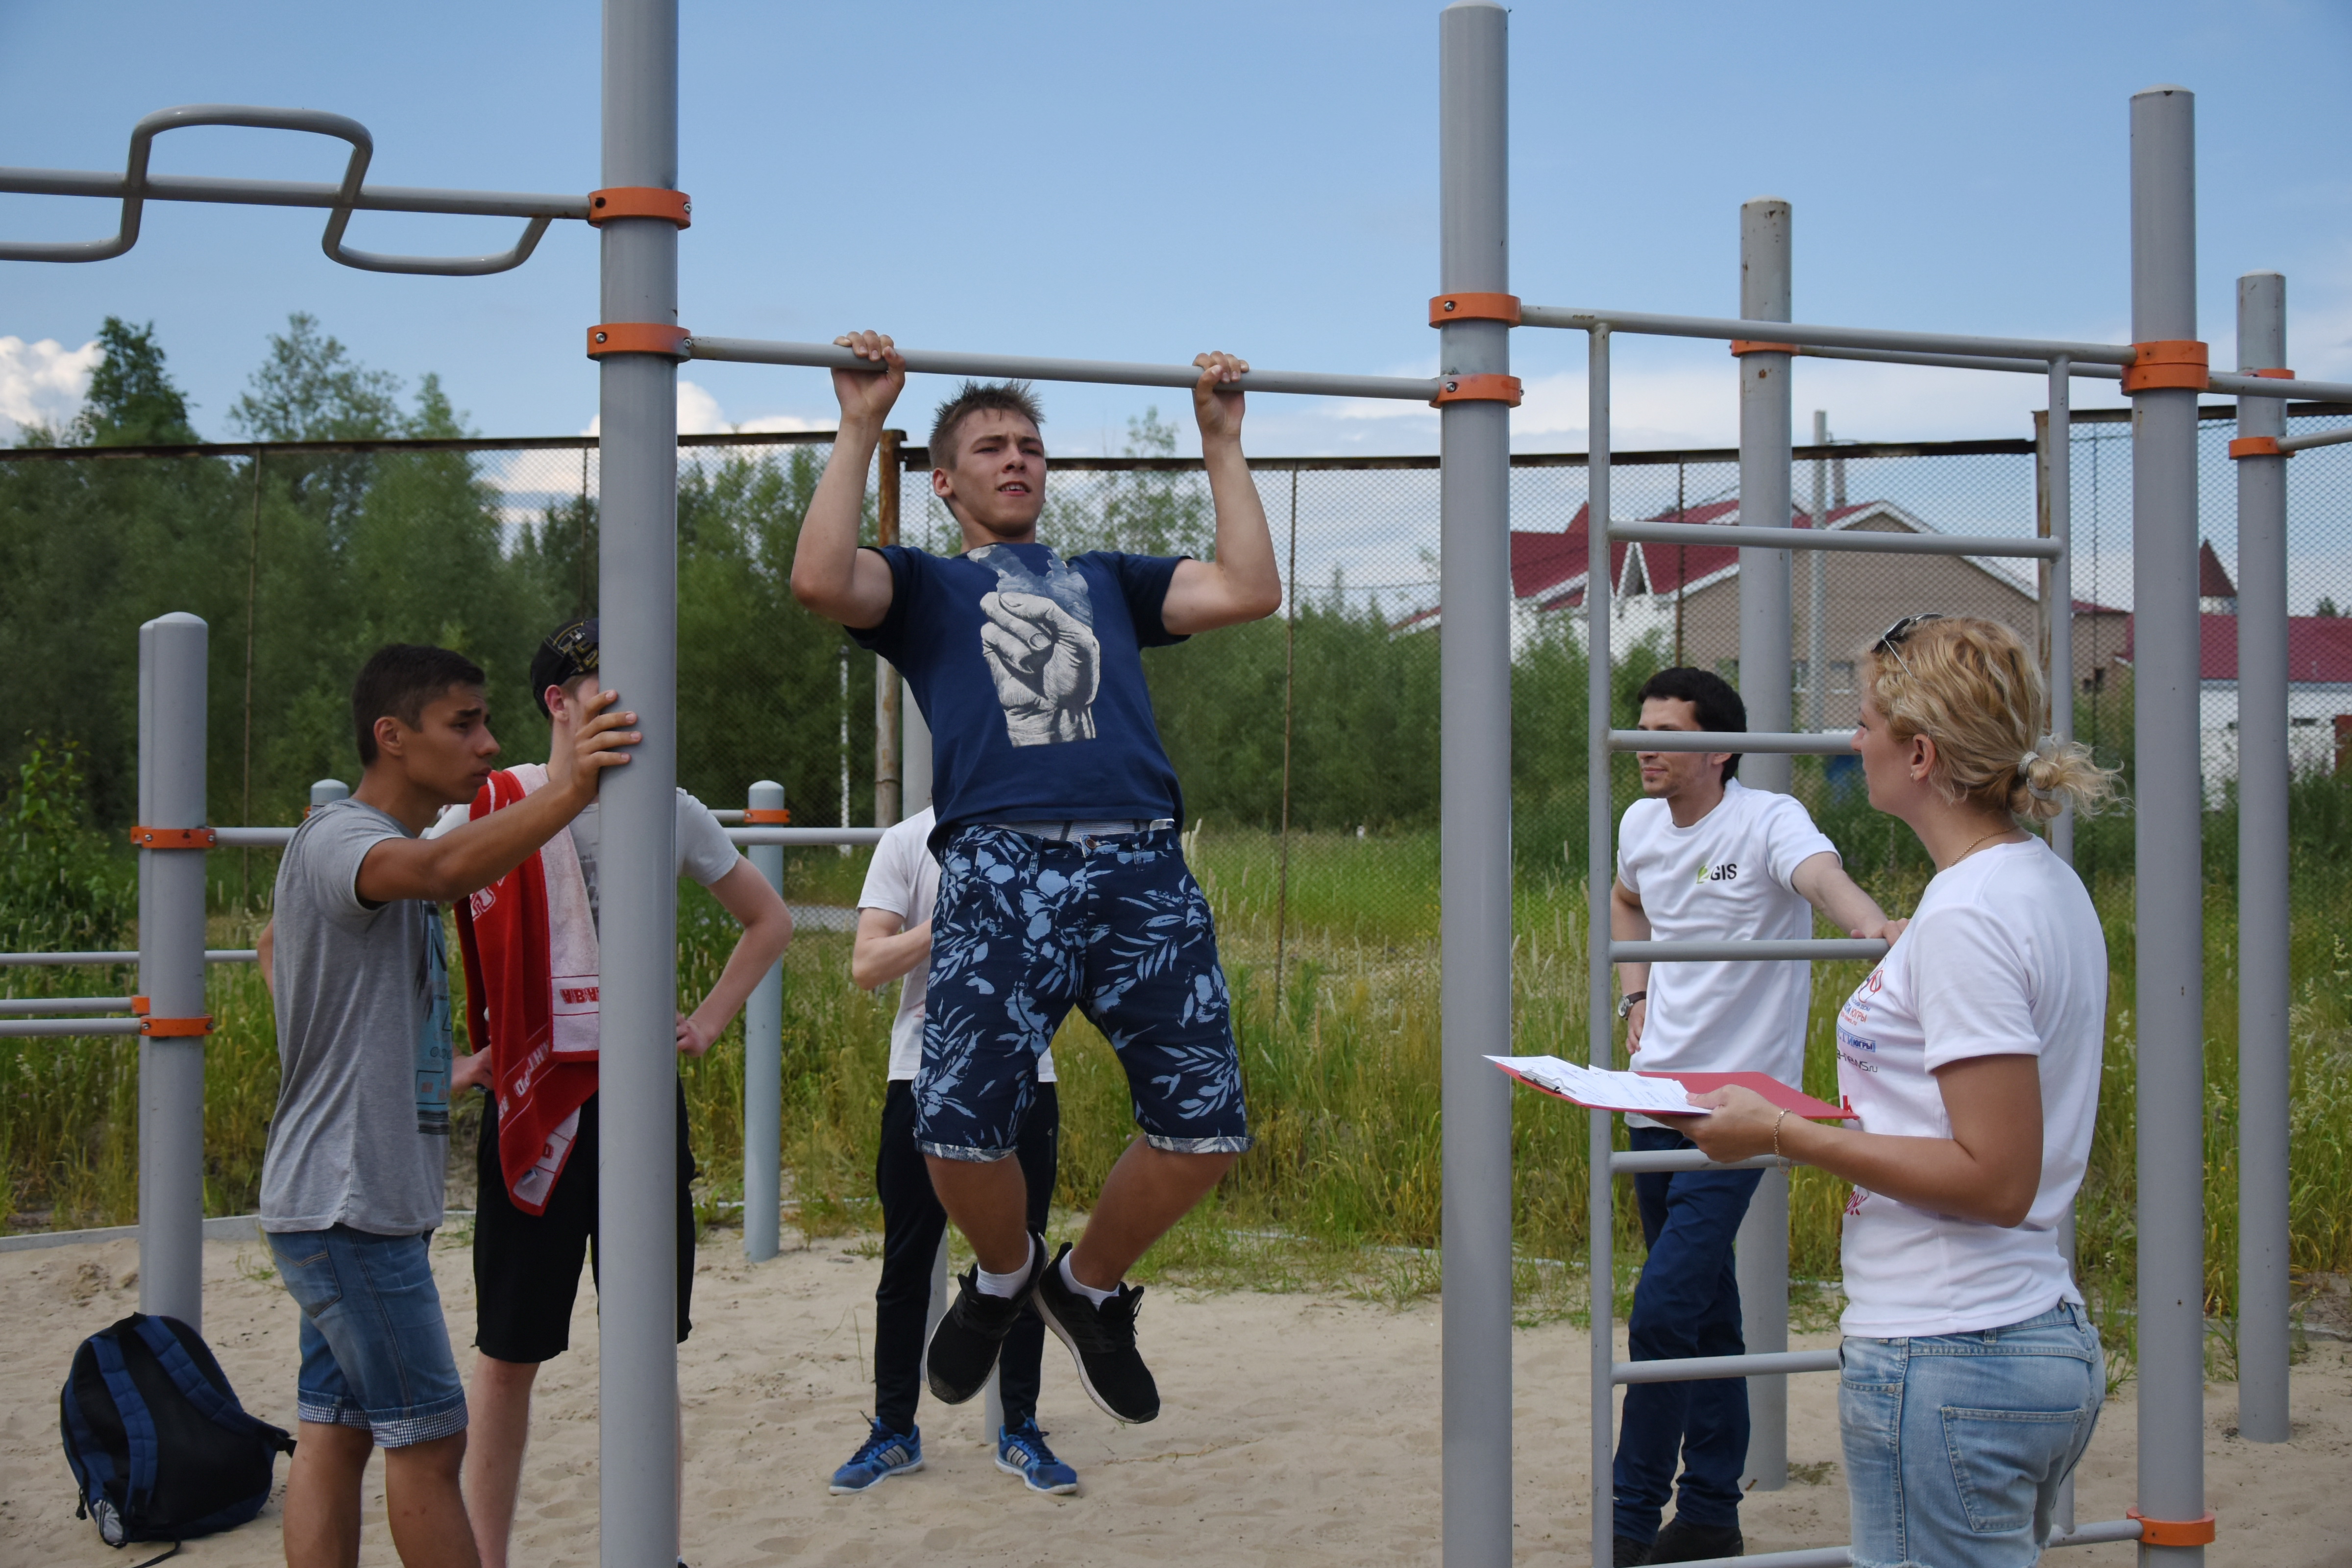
[790,332,1279,1424]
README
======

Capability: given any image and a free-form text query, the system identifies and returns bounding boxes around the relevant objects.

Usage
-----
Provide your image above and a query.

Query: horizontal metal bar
[710,809,746,824]
[1796,343,2124,380]
[2047,1520,2145,1547]
[684,336,1443,402]
[0,949,256,967]
[1611,1150,1780,1174]
[1518,304,2136,366]
[1664,1520,2143,1568]
[1613,1348,1841,1385]
[0,997,133,1015]
[2277,425,2352,454]
[725,827,886,848]
[212,826,293,847]
[1607,729,1852,755]
[2208,370,2352,403]
[1608,519,2062,559]
[0,1017,147,1037]
[0,165,590,219]
[1613,938,1888,962]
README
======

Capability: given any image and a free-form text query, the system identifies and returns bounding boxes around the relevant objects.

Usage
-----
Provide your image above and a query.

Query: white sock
[974,1235,1036,1299]
[1059,1250,1117,1308]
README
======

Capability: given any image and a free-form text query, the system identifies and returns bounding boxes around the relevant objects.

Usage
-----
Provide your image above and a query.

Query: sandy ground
[2,1233,2343,1567]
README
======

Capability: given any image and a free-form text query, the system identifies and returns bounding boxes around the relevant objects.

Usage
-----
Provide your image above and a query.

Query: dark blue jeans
[1611,1125,1764,1543]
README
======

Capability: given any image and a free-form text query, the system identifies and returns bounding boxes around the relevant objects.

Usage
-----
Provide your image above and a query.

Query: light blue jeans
[1839,1301,2104,1568]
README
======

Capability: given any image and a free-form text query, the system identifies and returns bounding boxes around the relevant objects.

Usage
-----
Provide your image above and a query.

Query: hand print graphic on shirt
[972,544,1102,746]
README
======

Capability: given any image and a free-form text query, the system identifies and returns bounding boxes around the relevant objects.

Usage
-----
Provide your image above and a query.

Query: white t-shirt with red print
[1834,836,2107,1338]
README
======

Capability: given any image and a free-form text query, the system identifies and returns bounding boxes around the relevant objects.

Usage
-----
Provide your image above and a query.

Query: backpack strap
[129,1317,295,1453]
[58,1348,120,1505]
[88,1332,159,1519]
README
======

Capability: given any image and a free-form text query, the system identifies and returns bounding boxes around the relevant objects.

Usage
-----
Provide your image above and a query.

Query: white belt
[984,818,1174,842]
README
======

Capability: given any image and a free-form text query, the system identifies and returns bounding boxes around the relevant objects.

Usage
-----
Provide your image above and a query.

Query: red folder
[1638,1071,1854,1120]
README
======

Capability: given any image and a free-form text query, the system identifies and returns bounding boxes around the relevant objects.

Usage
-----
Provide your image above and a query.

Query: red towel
[455,768,601,1215]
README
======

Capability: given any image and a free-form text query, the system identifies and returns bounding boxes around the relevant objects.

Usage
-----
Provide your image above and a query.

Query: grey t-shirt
[259,799,452,1235]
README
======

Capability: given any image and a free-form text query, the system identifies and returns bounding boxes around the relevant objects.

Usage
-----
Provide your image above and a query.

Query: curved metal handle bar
[0,104,555,276]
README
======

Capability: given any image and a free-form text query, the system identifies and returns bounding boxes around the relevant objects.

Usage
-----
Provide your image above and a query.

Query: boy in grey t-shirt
[256,643,636,1568]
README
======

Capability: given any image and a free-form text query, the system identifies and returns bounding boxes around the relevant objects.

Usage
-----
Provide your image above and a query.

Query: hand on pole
[1192,350,1248,445]
[546,687,637,805]
[831,330,906,426]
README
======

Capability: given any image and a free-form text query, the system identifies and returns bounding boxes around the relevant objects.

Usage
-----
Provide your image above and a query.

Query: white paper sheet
[1485,1055,1711,1116]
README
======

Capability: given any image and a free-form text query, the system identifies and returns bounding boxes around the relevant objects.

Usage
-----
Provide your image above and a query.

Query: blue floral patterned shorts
[917,824,1251,1162]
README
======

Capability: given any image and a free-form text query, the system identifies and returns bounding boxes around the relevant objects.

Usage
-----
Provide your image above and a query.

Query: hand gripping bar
[0,105,573,275]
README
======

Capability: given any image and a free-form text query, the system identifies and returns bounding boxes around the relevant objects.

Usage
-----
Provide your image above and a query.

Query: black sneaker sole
[1031,1267,1159,1424]
[923,1235,1047,1404]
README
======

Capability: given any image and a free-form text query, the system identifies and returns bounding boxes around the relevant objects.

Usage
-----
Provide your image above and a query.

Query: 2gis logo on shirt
[1692,860,1739,884]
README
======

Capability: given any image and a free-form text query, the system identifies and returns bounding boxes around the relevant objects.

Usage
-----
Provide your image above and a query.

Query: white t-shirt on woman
[1834,836,2107,1338]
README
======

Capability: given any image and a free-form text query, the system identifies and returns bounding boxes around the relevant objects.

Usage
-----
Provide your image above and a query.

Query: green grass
[6,823,2351,1394]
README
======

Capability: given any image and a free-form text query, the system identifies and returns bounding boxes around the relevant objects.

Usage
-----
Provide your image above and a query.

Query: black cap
[529,618,599,716]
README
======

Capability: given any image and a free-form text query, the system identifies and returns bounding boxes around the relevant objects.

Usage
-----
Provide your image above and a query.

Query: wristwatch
[1616,989,1647,1020]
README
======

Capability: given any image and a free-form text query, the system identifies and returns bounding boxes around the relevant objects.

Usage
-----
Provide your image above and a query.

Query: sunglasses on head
[1872,612,1946,681]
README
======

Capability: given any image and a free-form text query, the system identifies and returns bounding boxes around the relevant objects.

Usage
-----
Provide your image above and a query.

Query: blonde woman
[1681,614,2116,1568]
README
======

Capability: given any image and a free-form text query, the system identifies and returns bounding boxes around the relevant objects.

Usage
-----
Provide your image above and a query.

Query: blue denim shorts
[1840,1300,2104,1568]
[916,823,1251,1162]
[267,1225,468,1448]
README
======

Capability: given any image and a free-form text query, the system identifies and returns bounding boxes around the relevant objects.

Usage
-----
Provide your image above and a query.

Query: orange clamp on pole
[587,187,692,228]
[741,808,793,825]
[131,996,150,1016]
[1730,340,1799,356]
[1430,374,1522,408]
[129,826,217,848]
[2229,436,2283,459]
[2121,339,2209,392]
[2126,1508,2216,1547]
[1429,293,1522,327]
[140,1015,214,1038]
[2250,366,2295,379]
[587,324,691,360]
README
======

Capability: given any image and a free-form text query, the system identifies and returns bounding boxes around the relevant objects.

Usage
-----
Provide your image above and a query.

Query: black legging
[872,1078,1058,1434]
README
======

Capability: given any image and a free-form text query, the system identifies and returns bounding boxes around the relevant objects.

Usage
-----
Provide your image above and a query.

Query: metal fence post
[1807,409,1829,729]
[598,1,683,1561]
[308,778,349,812]
[1734,194,1793,1494]
[743,780,786,1263]
[137,611,208,1331]
[902,690,932,816]
[2233,269,2290,1445]
[2129,83,2208,1565]
[1586,325,1618,1568]
[1438,4,1512,1564]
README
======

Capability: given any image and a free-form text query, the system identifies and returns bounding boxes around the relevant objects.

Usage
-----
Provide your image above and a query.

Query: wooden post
[874,428,904,826]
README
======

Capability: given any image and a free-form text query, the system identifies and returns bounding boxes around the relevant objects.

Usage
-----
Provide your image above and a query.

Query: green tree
[71,318,199,446]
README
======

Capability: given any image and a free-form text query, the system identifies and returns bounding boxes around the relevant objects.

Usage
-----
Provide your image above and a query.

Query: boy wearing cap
[790,335,1279,1426]
[444,619,794,1568]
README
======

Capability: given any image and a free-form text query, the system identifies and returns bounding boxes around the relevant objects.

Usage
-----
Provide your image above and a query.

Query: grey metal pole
[1736,198,1795,794]
[598,1,683,1562]
[1807,411,1829,730]
[903,691,932,815]
[1734,195,1793,1493]
[2233,270,2291,1445]
[2043,364,2078,865]
[1438,6,1513,1564]
[1586,326,1618,1568]
[308,778,349,811]
[743,781,786,1264]
[137,612,208,1331]
[2129,83,2208,1567]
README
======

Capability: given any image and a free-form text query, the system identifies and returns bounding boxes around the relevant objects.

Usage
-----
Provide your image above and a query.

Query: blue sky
[1,0,2347,455]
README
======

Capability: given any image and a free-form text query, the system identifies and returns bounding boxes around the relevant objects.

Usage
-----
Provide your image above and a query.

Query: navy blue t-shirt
[848,542,1189,844]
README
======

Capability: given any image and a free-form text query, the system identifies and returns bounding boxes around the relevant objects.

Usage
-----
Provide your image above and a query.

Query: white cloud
[581,378,830,439]
[0,336,100,442]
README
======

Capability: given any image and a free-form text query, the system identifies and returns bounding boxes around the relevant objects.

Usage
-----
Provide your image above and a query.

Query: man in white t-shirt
[1607,667,1894,1567]
[828,805,1076,1497]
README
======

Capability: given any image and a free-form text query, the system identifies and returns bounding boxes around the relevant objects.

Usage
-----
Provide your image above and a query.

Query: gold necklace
[1950,825,2019,866]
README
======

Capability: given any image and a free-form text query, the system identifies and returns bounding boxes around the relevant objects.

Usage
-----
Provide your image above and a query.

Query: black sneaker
[1647,1516,1741,1563]
[923,1233,1046,1405]
[1031,1242,1160,1424]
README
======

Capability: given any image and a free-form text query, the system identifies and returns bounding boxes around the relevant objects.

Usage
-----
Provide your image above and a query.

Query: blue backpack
[60,1313,295,1550]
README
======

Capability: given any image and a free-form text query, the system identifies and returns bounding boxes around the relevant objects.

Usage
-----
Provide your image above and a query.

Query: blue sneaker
[829,1419,923,1494]
[995,1419,1079,1495]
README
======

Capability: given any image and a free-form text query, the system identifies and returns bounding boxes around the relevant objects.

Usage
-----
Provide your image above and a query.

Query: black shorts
[472,1083,697,1364]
